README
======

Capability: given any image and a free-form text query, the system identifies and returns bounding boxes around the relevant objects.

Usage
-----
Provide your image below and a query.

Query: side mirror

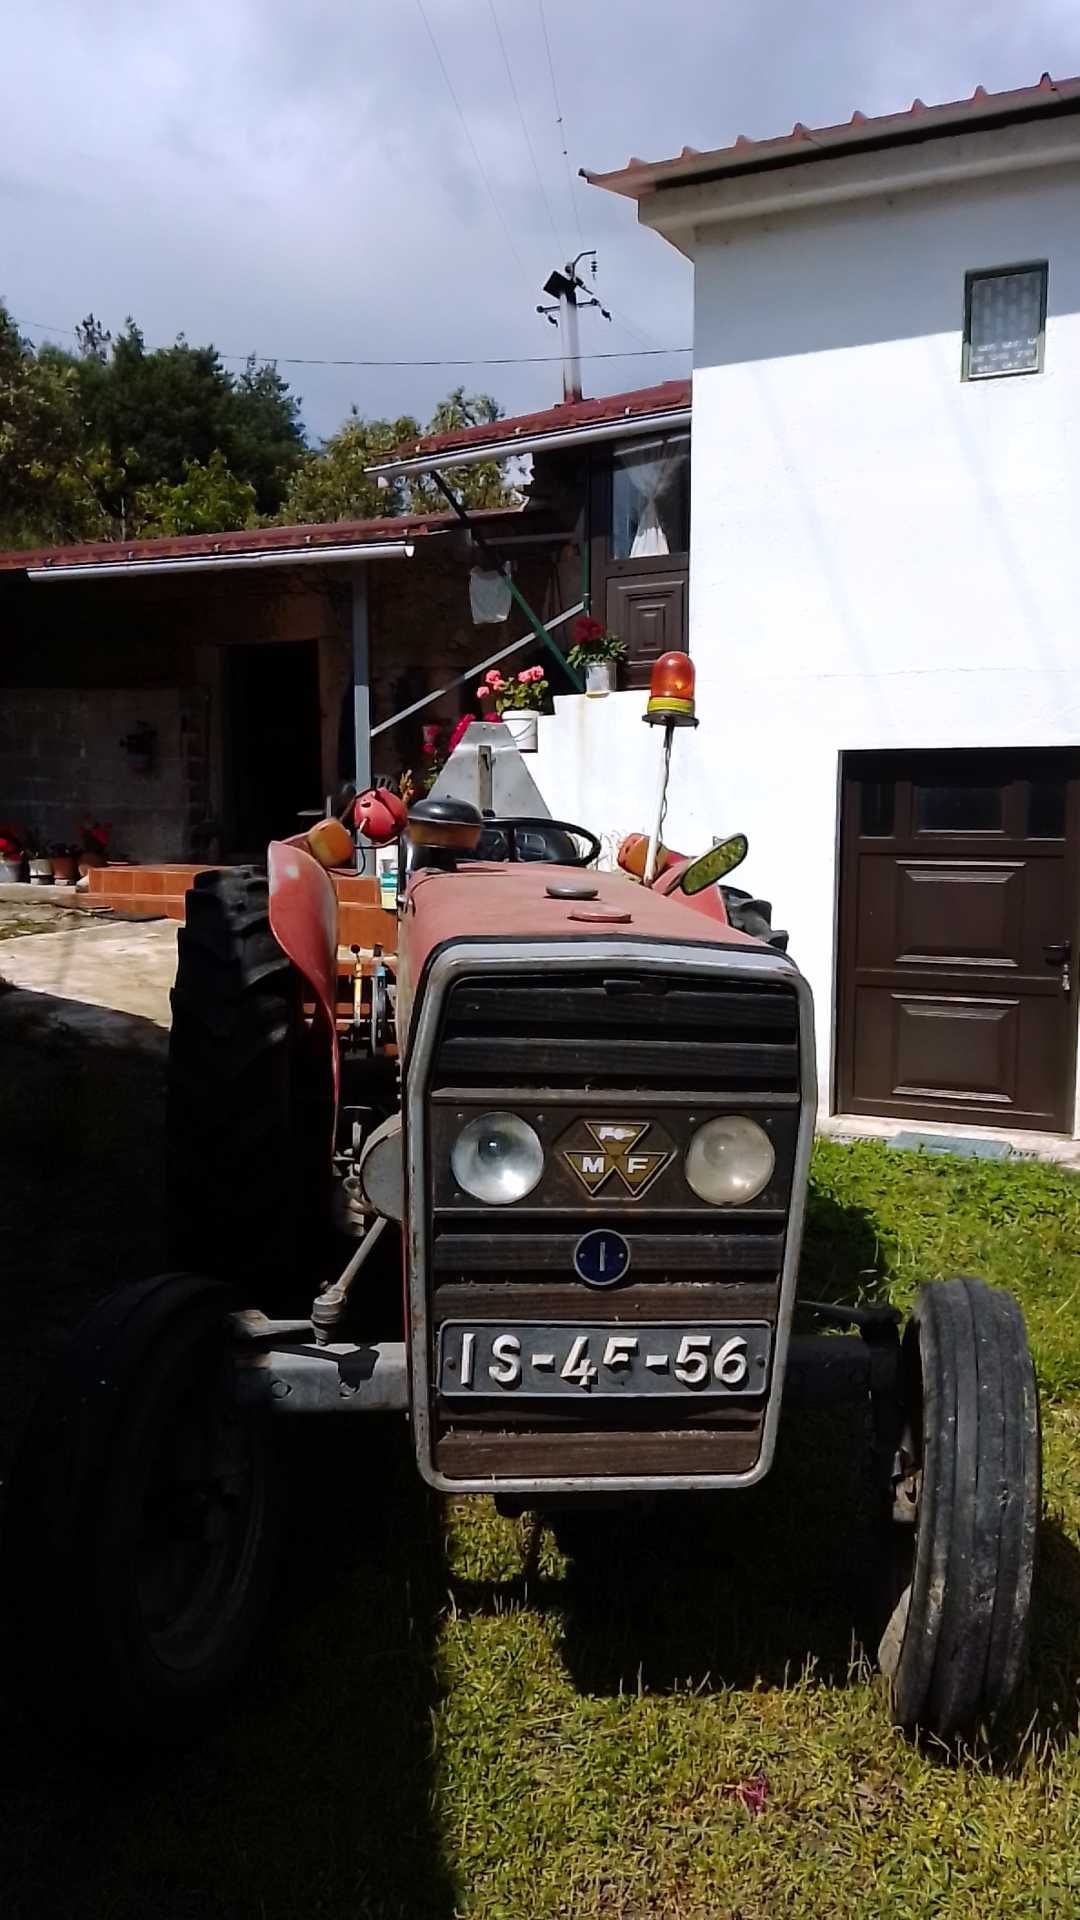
[680,833,748,896]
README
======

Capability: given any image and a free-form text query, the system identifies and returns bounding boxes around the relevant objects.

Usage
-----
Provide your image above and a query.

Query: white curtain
[614,436,687,559]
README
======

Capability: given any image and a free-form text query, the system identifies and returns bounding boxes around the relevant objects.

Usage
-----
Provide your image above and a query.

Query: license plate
[437,1322,771,1400]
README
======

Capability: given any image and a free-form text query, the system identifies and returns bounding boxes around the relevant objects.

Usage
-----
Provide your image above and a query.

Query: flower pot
[28,857,54,886]
[502,711,539,753]
[51,853,79,885]
[78,850,106,874]
[584,660,616,697]
[0,856,25,884]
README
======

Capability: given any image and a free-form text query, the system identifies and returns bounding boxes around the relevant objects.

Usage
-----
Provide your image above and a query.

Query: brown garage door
[836,750,1079,1131]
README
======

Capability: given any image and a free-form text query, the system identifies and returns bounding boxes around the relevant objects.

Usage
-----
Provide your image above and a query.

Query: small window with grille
[963,263,1047,380]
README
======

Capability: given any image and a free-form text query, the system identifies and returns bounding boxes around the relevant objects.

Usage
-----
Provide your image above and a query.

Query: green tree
[280,409,422,523]
[281,388,515,524]
[224,356,305,515]
[0,303,514,547]
[59,319,305,521]
[0,303,118,546]
[403,386,513,513]
[131,449,258,537]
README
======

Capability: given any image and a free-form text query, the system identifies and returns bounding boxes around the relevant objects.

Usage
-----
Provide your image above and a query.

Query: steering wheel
[478,816,601,868]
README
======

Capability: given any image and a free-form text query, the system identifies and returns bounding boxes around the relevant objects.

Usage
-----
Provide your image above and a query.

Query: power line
[15,317,691,368]
[22,320,79,338]
[538,0,585,247]
[224,345,692,369]
[415,0,536,301]
[486,0,564,256]
[597,297,671,355]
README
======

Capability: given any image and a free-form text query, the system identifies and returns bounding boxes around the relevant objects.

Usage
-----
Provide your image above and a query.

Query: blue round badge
[573,1228,631,1289]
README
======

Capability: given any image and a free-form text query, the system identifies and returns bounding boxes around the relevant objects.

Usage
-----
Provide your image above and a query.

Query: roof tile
[586,72,1080,198]
[0,508,513,576]
[383,378,691,464]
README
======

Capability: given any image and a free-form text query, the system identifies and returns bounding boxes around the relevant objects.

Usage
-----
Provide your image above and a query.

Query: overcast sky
[6,0,1080,442]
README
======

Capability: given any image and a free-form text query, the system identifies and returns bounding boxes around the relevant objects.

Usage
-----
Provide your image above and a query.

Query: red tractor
[10,660,1040,1748]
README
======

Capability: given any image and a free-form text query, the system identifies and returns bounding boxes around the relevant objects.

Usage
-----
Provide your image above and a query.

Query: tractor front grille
[420,964,804,1487]
[434,975,799,1092]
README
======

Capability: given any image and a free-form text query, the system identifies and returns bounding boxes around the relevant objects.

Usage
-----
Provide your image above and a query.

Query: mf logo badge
[559,1118,675,1200]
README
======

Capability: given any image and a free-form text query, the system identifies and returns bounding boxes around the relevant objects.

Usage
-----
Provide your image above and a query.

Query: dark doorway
[836,749,1080,1132]
[225,640,322,859]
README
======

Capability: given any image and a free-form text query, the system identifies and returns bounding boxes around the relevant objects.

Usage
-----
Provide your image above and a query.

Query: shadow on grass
[798,1183,895,1308]
[0,1423,455,1920]
[446,1431,1080,1767]
[448,1404,883,1700]
[995,1515,1080,1767]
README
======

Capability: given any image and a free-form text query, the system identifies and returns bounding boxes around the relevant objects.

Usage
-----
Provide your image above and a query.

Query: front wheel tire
[5,1272,279,1745]
[879,1277,1040,1742]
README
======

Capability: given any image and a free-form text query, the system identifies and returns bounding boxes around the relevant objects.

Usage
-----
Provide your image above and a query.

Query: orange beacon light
[644,651,697,726]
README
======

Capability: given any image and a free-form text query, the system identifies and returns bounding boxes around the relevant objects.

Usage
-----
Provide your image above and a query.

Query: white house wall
[536,164,1080,1124]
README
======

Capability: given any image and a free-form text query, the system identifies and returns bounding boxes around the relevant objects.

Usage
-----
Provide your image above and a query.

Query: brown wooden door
[604,574,687,688]
[836,750,1079,1131]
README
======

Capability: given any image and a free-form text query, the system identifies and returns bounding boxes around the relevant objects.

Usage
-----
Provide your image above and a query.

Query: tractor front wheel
[5,1273,278,1745]
[879,1277,1040,1742]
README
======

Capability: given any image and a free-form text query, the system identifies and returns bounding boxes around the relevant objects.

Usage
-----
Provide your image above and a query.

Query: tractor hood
[394,860,763,1055]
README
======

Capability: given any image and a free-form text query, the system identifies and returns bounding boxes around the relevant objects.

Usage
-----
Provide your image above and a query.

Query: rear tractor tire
[167,865,332,1306]
[879,1277,1040,1743]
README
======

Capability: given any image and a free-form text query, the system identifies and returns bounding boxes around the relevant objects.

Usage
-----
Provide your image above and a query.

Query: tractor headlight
[451,1112,544,1205]
[685,1115,775,1205]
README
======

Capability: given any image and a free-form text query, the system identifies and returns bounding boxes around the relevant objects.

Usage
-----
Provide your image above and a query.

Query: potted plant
[475,665,548,752]
[0,825,25,884]
[25,845,54,886]
[50,842,81,885]
[566,615,626,697]
[79,820,111,874]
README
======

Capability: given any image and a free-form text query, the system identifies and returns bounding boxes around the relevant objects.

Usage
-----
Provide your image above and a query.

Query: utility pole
[537,250,610,403]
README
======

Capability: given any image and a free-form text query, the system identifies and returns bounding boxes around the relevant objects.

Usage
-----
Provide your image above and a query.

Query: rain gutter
[26,541,417,581]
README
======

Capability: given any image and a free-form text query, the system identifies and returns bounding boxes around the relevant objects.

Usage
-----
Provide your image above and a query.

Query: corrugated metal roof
[376,380,691,467]
[0,508,514,577]
[585,72,1080,199]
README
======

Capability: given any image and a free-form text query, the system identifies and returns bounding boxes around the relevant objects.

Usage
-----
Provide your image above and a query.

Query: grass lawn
[2,1141,1078,1919]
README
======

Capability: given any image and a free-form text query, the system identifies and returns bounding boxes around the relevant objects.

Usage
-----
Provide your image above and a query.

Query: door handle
[1044,940,1072,996]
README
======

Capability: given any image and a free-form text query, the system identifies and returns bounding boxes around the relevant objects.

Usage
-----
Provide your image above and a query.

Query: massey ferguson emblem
[559,1118,675,1198]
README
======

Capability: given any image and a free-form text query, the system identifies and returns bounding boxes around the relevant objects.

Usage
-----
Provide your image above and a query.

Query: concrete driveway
[0,908,177,1026]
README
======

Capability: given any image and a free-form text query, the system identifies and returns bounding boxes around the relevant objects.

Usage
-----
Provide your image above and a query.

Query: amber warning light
[644,651,697,726]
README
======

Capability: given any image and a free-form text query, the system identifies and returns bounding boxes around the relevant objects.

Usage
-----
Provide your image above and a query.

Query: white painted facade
[536,121,1080,1128]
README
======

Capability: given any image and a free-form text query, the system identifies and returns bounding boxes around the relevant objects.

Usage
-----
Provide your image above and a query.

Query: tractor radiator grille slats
[433,1230,785,1272]
[437,1034,794,1088]
[434,977,799,1092]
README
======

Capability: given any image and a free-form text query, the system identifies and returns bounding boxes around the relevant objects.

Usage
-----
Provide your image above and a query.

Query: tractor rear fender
[267,837,340,1103]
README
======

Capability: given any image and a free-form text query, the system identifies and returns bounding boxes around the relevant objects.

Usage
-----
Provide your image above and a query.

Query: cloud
[7,0,1080,438]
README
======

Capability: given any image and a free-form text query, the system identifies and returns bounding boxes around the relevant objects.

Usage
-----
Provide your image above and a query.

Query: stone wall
[0,684,209,862]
